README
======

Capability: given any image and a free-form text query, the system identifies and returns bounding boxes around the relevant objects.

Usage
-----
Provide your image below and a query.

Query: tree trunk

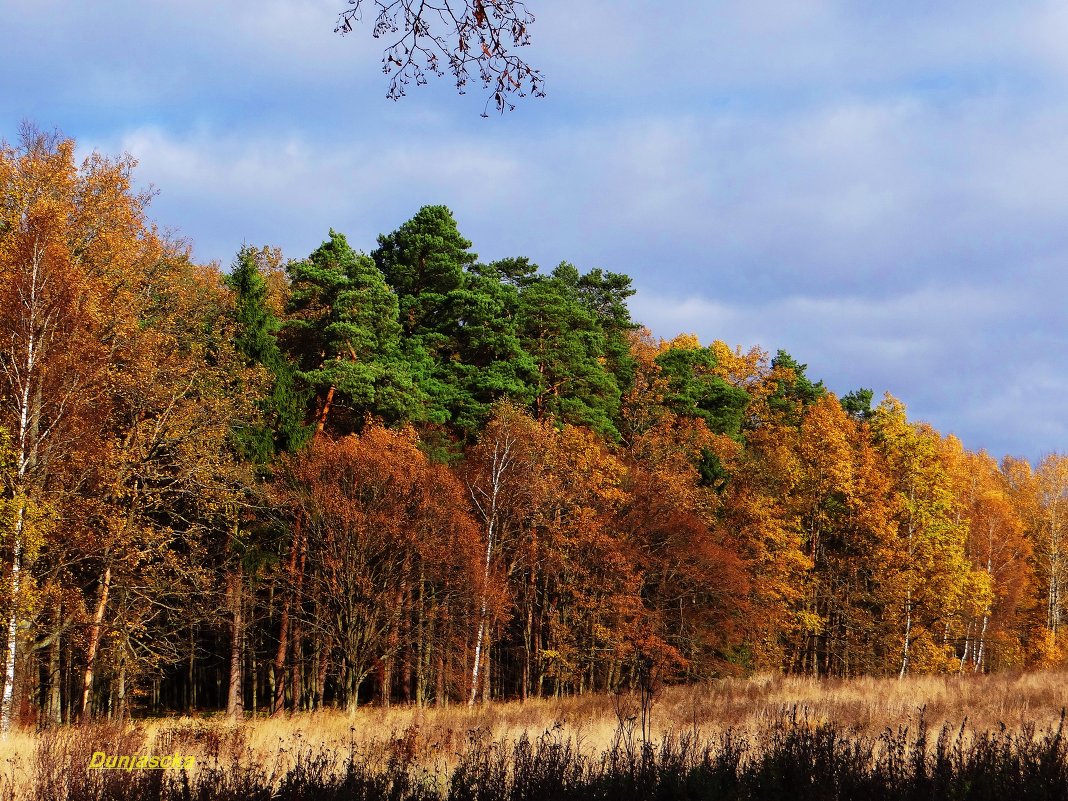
[226,562,244,718]
[273,518,303,715]
[415,571,426,708]
[522,577,534,702]
[316,645,328,711]
[0,509,23,734]
[959,621,972,673]
[400,583,412,705]
[79,563,112,720]
[48,613,62,726]
[62,633,72,722]
[380,655,392,709]
[469,508,497,706]
[293,534,307,709]
[187,623,195,712]
[467,434,514,706]
[292,620,304,711]
[435,630,446,707]
[1050,507,1060,636]
[0,245,47,736]
[899,586,912,680]
[479,638,490,704]
[250,627,258,716]
[116,649,127,724]
[975,613,989,673]
[315,385,337,436]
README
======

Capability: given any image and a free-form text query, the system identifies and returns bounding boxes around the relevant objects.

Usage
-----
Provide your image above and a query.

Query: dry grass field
[1,671,1067,800]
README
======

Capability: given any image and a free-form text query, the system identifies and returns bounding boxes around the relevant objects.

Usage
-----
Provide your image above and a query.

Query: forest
[1,126,1066,731]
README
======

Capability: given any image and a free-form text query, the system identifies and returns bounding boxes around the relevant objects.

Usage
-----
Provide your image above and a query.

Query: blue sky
[2,0,1067,461]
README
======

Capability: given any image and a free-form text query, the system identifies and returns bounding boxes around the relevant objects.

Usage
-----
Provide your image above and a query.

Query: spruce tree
[225,246,311,460]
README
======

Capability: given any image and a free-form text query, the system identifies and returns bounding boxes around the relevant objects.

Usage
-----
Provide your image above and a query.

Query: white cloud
[85,124,527,264]
[8,0,1068,460]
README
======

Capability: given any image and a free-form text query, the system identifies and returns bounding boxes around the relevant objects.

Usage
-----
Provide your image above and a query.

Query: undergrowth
[8,708,1068,801]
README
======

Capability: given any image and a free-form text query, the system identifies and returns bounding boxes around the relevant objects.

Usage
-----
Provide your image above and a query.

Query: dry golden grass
[0,670,1065,799]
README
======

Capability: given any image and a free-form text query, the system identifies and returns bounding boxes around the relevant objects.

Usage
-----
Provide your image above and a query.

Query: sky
[1,0,1066,462]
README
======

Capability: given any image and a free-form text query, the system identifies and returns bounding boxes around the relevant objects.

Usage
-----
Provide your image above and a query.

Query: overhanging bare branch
[336,0,546,114]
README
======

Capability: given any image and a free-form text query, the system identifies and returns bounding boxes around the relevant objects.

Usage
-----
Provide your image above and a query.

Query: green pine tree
[654,345,750,439]
[285,230,426,433]
[516,263,622,438]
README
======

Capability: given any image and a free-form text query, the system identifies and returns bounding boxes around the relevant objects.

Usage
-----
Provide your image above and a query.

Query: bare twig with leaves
[336,0,545,114]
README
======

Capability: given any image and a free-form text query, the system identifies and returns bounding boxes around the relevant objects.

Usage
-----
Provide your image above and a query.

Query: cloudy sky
[2,0,1066,461]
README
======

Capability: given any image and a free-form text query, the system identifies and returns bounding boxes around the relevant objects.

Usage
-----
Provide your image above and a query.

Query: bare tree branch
[336,0,545,114]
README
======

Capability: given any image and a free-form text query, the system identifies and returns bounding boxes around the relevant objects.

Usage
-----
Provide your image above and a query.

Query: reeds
[7,671,1068,800]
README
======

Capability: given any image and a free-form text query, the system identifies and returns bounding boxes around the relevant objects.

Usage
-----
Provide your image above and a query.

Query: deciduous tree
[335,0,546,113]
[278,426,479,710]
[871,395,971,676]
[0,126,157,730]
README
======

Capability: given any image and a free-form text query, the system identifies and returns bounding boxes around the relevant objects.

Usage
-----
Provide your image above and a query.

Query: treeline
[0,128,1066,728]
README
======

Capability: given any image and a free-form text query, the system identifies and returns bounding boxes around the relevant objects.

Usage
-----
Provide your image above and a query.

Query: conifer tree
[286,230,424,433]
[766,350,826,425]
[225,246,311,460]
[516,263,622,438]
[373,205,483,432]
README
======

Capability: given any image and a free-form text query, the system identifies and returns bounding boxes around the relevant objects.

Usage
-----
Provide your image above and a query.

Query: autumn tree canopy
[1,127,1065,727]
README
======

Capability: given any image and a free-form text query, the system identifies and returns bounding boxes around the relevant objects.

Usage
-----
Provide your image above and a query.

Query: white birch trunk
[1,244,45,734]
[899,586,912,679]
[468,435,514,707]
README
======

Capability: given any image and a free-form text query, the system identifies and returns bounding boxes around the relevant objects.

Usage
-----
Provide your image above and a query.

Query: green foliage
[698,448,731,492]
[444,260,539,434]
[655,346,750,439]
[576,267,639,395]
[373,204,475,339]
[373,205,530,434]
[225,246,311,460]
[364,210,638,441]
[841,387,875,421]
[516,263,623,438]
[285,230,428,429]
[767,350,826,425]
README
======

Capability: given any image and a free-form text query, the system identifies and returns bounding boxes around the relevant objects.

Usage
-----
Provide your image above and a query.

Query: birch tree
[1034,455,1068,639]
[462,402,548,704]
[871,395,970,676]
[0,127,151,731]
[950,448,1030,672]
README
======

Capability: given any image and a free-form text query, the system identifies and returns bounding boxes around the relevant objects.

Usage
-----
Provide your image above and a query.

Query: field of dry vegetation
[1,671,1068,800]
